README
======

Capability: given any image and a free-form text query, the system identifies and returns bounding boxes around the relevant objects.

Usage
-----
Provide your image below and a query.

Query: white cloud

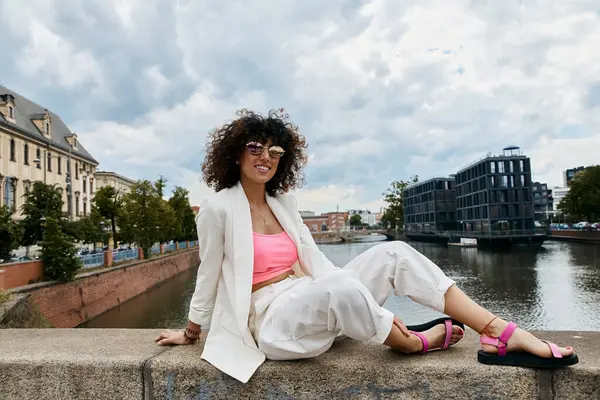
[2,0,600,215]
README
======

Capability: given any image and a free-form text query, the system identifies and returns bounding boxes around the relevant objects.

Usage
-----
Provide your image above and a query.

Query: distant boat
[448,238,478,248]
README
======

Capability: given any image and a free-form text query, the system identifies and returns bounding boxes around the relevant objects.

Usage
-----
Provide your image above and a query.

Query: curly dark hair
[202,109,308,196]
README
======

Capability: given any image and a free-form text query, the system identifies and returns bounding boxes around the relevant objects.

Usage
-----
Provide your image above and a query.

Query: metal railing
[112,248,138,263]
[78,240,196,270]
[164,242,176,252]
[438,229,547,238]
[79,252,104,269]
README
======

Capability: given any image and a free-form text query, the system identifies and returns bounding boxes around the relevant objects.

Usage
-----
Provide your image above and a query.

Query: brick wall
[21,249,199,328]
[0,260,44,289]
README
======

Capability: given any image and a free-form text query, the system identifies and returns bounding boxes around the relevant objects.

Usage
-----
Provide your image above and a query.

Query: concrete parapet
[0,329,597,399]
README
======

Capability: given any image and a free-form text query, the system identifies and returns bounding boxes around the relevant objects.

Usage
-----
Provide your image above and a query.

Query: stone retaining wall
[5,249,199,328]
[548,230,600,243]
[0,329,597,399]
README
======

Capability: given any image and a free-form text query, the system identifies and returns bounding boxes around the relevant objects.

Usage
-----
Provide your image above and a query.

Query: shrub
[0,290,11,305]
[40,218,82,282]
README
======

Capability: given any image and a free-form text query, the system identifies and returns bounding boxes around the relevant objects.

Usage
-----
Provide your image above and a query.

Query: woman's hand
[155,329,194,346]
[393,316,411,338]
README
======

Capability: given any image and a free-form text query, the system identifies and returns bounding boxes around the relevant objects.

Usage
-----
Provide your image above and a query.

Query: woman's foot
[412,322,464,353]
[481,318,574,358]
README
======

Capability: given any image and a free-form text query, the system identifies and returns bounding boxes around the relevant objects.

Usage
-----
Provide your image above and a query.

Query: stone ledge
[0,329,598,400]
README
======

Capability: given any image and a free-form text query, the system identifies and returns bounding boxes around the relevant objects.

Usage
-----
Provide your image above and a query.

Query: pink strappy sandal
[477,321,578,368]
[410,319,458,354]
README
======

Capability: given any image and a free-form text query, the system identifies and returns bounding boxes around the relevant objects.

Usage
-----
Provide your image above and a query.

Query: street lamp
[99,221,106,251]
[39,216,47,244]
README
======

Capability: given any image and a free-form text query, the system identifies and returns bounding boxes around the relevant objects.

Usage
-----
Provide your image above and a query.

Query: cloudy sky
[1,0,599,213]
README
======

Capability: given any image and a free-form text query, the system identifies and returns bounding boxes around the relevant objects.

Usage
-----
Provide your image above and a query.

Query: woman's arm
[187,198,225,328]
[156,198,224,346]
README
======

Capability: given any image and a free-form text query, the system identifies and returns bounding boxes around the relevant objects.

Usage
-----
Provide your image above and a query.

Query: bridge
[312,228,397,243]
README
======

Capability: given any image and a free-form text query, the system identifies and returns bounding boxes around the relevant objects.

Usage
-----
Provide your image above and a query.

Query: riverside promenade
[0,329,598,399]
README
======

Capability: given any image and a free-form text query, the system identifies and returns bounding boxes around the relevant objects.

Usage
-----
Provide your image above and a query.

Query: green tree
[20,182,63,246]
[381,175,419,230]
[349,214,362,227]
[75,212,105,247]
[60,218,81,241]
[155,176,168,198]
[559,166,600,222]
[0,205,23,261]
[40,217,82,282]
[120,180,167,257]
[183,206,197,240]
[168,186,197,241]
[92,186,123,248]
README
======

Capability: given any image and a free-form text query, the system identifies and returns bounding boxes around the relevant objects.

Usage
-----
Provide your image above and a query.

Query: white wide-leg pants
[248,241,456,360]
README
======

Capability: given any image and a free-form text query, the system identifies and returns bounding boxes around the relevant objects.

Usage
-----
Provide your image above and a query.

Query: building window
[90,178,94,195]
[520,175,525,186]
[83,202,87,216]
[9,138,16,161]
[23,143,29,165]
[501,176,508,187]
[47,152,52,172]
[510,160,515,173]
[490,162,496,173]
[24,181,31,194]
[58,156,62,174]
[76,196,80,216]
[490,176,496,187]
[498,162,505,173]
[83,177,87,193]
[75,163,79,179]
[519,160,524,171]
[4,178,16,212]
[45,122,50,135]
[8,105,14,119]
[36,148,41,168]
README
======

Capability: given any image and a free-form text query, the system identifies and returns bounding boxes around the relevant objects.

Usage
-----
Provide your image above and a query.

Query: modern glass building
[532,181,553,221]
[403,177,456,233]
[455,146,535,233]
[563,166,586,187]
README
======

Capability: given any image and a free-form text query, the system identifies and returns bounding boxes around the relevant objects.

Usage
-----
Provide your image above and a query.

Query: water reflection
[82,241,600,331]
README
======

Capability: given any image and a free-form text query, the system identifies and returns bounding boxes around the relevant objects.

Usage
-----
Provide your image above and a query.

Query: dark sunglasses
[246,142,285,158]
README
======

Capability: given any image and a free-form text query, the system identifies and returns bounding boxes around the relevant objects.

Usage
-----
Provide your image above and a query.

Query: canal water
[81,240,600,331]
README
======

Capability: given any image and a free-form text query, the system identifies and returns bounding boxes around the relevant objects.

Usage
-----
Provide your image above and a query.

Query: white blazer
[188,182,340,383]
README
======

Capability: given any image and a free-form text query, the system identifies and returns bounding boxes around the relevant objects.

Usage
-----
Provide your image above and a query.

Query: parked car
[10,255,33,263]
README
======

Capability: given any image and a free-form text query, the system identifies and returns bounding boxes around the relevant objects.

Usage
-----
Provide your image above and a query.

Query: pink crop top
[252,231,298,285]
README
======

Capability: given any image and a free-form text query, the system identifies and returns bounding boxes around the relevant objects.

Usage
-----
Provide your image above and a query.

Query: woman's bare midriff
[251,270,295,292]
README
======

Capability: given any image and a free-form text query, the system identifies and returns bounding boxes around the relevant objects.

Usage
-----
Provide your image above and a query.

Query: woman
[156,109,577,383]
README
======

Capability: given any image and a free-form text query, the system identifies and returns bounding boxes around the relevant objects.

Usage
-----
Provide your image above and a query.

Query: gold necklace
[251,204,269,227]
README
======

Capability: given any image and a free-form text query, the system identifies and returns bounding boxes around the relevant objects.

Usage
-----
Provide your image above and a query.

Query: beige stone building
[94,171,136,195]
[0,86,99,219]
